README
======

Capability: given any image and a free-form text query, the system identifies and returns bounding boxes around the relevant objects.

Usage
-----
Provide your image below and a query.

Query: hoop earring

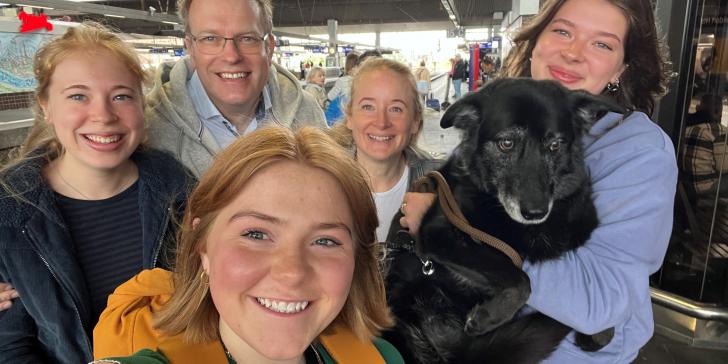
[606,81,620,93]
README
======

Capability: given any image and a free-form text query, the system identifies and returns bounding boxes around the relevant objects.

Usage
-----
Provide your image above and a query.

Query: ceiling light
[449,14,456,20]
[104,14,125,18]
[162,21,179,25]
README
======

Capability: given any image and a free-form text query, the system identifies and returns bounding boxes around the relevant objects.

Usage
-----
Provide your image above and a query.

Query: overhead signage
[446,28,465,38]
[303,45,325,53]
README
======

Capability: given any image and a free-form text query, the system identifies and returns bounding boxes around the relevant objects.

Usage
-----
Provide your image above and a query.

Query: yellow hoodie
[93,268,389,364]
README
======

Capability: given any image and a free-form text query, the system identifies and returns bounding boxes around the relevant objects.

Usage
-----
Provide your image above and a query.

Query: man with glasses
[146,0,325,176]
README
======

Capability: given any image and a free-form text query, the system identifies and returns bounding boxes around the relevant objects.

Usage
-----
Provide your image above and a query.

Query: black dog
[384,78,623,364]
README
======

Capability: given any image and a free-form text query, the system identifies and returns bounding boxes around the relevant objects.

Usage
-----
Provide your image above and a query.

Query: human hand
[0,282,19,311]
[399,192,437,235]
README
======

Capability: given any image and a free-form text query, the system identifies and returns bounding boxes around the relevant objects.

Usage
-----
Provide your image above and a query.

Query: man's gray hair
[177,0,273,35]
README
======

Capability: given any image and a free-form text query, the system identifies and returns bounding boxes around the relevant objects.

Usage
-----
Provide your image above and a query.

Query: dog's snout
[521,208,548,221]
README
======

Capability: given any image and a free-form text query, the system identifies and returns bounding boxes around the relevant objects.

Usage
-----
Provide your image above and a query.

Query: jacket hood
[268,62,308,123]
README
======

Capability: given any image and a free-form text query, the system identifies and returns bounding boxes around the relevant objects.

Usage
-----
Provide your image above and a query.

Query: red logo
[18,11,53,33]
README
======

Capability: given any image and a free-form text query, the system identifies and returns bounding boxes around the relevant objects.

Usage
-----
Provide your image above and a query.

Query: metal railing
[651,287,728,322]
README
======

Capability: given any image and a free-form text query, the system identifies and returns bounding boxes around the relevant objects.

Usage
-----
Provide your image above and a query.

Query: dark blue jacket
[0,148,195,364]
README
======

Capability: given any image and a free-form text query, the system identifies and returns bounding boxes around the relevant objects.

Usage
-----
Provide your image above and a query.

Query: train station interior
[0,1,728,363]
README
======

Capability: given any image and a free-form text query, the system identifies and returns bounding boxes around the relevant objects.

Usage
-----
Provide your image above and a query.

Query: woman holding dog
[329,58,440,243]
[400,0,677,362]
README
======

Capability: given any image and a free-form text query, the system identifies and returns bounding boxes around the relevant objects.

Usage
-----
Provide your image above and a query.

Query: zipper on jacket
[22,228,93,355]
[152,207,172,268]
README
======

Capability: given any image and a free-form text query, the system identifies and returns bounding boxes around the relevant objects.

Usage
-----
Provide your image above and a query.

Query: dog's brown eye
[498,139,514,151]
[548,140,562,152]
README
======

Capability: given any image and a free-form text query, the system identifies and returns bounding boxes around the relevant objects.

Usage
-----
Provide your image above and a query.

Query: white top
[372,168,410,243]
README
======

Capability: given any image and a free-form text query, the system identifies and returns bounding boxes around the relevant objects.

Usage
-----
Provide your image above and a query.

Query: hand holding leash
[398,192,436,234]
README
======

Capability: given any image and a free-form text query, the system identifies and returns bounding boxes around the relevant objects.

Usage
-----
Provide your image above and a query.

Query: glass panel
[657,0,728,304]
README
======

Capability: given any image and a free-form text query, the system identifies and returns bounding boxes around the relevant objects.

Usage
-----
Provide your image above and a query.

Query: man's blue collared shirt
[186,71,272,149]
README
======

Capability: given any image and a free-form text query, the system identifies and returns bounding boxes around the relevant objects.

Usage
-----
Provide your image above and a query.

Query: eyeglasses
[188,33,268,55]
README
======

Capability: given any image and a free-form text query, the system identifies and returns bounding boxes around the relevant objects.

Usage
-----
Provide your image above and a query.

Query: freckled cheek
[391,117,410,131]
[127,111,146,131]
[209,247,266,295]
[116,105,144,120]
[51,110,86,129]
[48,101,80,118]
[533,37,563,61]
[350,122,369,139]
[318,255,356,301]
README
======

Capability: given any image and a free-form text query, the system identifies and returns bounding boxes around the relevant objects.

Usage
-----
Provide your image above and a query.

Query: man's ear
[265,33,275,62]
[184,36,196,70]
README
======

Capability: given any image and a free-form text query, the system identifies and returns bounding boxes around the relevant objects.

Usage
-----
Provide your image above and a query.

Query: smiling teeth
[256,297,309,313]
[220,72,246,79]
[368,135,392,141]
[86,135,120,144]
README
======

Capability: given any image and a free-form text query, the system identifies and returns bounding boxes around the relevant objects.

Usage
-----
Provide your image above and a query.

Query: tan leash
[413,171,524,268]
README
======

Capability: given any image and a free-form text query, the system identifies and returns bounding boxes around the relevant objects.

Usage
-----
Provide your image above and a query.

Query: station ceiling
[8,0,513,36]
[272,0,512,30]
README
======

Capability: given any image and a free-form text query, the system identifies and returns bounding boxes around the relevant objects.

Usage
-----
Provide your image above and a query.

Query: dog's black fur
[384,78,624,364]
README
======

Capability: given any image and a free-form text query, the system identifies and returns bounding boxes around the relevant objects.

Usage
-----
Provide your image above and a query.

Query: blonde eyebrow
[61,84,138,93]
[62,84,90,92]
[358,97,408,105]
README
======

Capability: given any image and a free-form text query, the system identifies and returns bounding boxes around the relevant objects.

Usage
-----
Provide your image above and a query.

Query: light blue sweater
[523,111,678,363]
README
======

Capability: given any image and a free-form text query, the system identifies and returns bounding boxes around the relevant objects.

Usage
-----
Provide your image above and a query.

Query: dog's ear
[569,91,625,130]
[440,92,484,129]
